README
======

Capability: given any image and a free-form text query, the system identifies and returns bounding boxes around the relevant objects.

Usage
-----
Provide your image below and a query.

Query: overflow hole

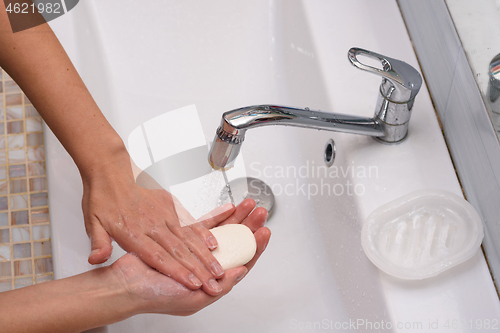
[324,139,336,167]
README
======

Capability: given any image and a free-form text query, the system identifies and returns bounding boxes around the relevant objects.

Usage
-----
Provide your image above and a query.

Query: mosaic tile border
[0,69,53,291]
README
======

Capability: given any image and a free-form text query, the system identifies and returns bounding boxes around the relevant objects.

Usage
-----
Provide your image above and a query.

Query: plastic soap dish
[361,189,484,280]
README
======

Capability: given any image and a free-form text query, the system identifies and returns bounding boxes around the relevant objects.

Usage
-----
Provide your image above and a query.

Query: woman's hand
[82,154,239,296]
[0,200,269,333]
[112,198,271,316]
[0,3,262,299]
[0,9,270,330]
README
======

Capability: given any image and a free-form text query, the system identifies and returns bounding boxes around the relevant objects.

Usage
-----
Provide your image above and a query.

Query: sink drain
[219,177,275,218]
[324,139,336,167]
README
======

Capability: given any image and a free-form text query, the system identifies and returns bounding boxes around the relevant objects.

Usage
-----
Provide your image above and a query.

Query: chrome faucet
[209,47,422,170]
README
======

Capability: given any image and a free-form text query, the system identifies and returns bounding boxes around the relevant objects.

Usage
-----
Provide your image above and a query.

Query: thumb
[87,220,113,265]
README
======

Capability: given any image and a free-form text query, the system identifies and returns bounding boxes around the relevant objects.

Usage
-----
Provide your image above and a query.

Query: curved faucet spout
[223,105,384,135]
[208,48,422,170]
[208,105,384,170]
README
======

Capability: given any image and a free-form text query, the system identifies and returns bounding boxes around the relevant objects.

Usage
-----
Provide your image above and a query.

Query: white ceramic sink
[47,1,500,332]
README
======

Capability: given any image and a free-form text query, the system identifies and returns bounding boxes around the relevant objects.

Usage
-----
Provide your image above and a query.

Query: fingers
[218,198,257,226]
[218,198,268,231]
[151,199,260,296]
[218,266,248,290]
[241,207,268,232]
[182,265,248,314]
[87,219,113,265]
[151,227,224,296]
[190,223,218,250]
[214,198,271,271]
[133,235,204,290]
[156,192,225,293]
[194,203,235,249]
[197,203,235,228]
[244,227,271,271]
[158,226,269,316]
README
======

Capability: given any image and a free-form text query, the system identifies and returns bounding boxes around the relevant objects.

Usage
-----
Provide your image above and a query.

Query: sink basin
[47,0,500,332]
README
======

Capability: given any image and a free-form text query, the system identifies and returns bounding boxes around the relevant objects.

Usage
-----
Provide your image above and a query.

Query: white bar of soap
[210,224,257,270]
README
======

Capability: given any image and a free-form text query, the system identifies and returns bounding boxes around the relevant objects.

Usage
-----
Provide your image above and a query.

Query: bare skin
[0,4,230,294]
[0,199,271,333]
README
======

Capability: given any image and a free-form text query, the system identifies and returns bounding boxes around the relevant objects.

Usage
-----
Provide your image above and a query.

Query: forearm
[0,6,130,182]
[0,267,136,333]
[0,4,232,290]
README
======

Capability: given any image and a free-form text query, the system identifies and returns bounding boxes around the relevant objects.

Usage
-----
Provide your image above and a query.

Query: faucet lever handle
[348,47,422,103]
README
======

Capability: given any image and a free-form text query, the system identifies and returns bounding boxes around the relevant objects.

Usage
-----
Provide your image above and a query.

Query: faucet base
[373,132,407,144]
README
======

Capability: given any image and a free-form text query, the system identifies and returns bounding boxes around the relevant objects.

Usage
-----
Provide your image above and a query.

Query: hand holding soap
[210,224,257,270]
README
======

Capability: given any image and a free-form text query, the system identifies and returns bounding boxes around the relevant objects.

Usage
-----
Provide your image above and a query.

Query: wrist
[78,137,134,185]
[102,264,142,319]
[108,255,155,316]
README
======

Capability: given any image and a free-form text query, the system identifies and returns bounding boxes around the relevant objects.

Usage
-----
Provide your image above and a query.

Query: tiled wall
[0,69,53,292]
